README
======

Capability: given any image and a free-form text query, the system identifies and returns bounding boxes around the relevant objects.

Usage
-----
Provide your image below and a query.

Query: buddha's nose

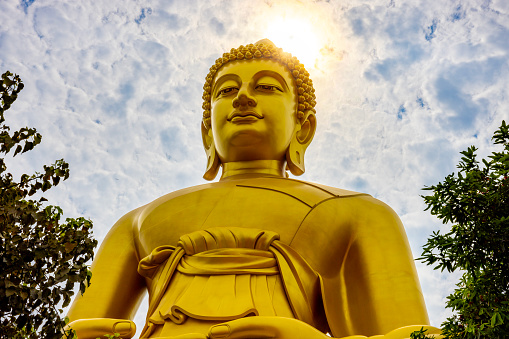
[233,93,257,109]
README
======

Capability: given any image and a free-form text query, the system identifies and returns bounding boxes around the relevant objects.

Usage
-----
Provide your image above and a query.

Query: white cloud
[1,0,507,336]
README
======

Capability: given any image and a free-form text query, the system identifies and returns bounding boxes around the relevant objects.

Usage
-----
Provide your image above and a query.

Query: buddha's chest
[136,184,314,258]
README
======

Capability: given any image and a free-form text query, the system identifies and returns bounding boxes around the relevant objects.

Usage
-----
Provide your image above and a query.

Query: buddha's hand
[207,316,330,339]
[206,318,443,339]
[65,318,136,339]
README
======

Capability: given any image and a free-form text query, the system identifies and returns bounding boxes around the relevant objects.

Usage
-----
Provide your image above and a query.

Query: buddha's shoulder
[140,177,373,211]
[117,183,217,221]
[119,177,393,231]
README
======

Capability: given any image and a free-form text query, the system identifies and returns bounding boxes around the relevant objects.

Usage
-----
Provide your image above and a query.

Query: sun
[264,17,321,68]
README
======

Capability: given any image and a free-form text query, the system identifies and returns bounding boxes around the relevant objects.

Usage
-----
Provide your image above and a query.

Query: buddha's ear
[201,122,220,181]
[286,110,316,176]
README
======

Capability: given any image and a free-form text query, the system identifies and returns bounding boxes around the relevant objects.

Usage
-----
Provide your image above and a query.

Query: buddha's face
[210,59,298,163]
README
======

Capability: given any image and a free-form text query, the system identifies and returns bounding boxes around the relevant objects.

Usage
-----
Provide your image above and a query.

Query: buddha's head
[201,39,317,180]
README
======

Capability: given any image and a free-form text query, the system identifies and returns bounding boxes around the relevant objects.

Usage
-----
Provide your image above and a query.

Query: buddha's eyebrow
[253,70,289,91]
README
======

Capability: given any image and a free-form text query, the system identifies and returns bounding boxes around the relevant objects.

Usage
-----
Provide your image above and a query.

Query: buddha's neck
[220,160,286,180]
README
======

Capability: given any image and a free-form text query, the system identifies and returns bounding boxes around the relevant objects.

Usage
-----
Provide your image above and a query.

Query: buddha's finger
[65,318,136,339]
[208,317,275,338]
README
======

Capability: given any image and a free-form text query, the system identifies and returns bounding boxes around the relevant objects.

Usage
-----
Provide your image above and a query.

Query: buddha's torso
[132,176,366,338]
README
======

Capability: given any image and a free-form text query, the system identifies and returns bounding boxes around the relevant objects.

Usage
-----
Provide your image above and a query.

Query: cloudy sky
[1,0,508,336]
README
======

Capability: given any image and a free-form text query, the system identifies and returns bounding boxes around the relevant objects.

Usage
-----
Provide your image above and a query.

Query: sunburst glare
[264,17,322,69]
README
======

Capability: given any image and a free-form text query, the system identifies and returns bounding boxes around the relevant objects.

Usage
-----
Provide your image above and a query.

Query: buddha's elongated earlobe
[286,111,316,176]
[202,122,220,180]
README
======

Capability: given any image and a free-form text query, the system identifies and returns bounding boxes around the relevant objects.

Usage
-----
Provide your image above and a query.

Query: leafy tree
[0,71,98,338]
[419,121,509,338]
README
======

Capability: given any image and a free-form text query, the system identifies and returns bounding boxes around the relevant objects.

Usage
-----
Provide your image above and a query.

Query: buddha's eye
[255,84,283,92]
[217,87,238,97]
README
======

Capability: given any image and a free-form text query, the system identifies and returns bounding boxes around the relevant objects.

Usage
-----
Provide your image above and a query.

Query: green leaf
[65,242,77,253]
[491,312,498,327]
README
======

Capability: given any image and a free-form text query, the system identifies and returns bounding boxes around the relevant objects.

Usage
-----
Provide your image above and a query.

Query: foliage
[410,327,434,339]
[420,121,509,338]
[0,71,98,338]
[97,334,122,339]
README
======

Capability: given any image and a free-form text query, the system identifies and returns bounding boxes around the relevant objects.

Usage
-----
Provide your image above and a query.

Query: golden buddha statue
[66,40,442,339]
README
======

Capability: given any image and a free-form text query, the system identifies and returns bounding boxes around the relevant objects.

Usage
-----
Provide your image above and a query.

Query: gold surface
[66,40,442,339]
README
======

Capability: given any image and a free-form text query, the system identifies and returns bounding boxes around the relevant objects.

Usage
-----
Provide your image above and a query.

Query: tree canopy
[420,121,509,338]
[0,71,98,338]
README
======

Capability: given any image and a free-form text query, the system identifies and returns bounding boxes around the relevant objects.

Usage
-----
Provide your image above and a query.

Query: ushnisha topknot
[202,39,316,129]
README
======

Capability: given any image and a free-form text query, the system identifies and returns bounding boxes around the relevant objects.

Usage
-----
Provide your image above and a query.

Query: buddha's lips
[227,111,264,122]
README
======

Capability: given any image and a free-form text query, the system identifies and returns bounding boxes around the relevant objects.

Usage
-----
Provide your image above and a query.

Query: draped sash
[137,227,327,338]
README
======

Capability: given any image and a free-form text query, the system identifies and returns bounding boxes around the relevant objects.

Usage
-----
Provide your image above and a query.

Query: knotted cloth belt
[178,248,279,275]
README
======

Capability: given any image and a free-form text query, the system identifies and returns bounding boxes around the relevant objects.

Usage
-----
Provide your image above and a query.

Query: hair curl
[202,41,316,129]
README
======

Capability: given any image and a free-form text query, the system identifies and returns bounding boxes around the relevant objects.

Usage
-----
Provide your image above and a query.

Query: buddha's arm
[292,195,430,337]
[66,209,146,338]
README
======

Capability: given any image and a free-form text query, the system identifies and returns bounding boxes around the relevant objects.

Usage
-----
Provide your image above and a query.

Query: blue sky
[1,0,508,336]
